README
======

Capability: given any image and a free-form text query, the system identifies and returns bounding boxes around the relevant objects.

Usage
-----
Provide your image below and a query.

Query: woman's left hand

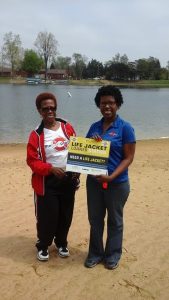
[72,172,80,179]
[71,172,80,190]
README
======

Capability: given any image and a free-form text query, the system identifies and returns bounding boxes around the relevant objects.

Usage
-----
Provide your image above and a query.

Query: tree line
[1,31,169,80]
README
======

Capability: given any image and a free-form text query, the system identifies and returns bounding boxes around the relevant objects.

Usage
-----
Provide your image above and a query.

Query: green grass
[0,77,12,83]
[0,77,25,84]
[68,79,169,87]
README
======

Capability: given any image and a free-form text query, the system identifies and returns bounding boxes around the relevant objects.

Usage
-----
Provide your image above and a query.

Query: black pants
[35,174,76,250]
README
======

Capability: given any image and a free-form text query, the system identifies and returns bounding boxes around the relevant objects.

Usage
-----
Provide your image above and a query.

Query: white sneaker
[37,249,49,261]
[58,247,70,258]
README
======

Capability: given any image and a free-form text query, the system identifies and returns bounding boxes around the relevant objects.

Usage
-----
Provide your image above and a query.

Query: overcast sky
[1,0,169,67]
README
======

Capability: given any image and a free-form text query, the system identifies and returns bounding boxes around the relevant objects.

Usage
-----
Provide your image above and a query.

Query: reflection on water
[0,84,169,143]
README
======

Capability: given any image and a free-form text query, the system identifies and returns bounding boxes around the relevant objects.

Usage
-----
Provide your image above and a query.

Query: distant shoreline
[0,137,169,146]
[1,78,169,88]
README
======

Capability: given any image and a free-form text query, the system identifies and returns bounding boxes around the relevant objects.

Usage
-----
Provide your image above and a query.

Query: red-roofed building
[39,69,68,80]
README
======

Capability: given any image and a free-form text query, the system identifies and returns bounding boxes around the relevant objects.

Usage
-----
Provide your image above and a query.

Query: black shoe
[105,261,119,270]
[84,258,102,268]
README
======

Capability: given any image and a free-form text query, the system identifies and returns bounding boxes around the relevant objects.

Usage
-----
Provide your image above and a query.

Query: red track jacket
[27,118,76,196]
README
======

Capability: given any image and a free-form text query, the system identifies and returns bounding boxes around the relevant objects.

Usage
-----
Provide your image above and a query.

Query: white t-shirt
[44,123,69,170]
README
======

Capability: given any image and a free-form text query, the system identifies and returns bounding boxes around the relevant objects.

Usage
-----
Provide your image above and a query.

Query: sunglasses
[41,106,56,113]
[100,101,116,107]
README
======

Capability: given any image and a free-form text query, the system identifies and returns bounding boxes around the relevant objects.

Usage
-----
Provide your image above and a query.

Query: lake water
[0,84,169,143]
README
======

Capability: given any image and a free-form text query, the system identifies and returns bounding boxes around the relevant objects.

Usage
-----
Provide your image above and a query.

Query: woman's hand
[71,172,80,179]
[95,174,112,183]
[50,167,66,179]
[71,172,80,190]
[91,133,102,142]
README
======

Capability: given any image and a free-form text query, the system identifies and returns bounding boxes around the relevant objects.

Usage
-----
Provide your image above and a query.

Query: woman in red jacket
[27,92,79,261]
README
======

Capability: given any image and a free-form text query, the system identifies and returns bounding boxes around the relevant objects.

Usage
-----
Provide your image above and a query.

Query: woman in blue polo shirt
[84,85,136,270]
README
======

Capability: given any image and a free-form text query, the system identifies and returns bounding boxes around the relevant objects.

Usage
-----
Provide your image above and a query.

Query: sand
[0,140,169,300]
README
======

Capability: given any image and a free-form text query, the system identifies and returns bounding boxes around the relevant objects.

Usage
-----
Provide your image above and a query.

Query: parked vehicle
[26,75,41,85]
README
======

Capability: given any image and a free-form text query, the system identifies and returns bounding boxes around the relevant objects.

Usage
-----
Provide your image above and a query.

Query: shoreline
[1,136,169,146]
[1,79,169,88]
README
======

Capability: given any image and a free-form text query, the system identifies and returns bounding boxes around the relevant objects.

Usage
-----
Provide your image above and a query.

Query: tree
[51,56,72,76]
[22,49,43,76]
[166,61,169,80]
[83,59,104,79]
[160,68,168,80]
[0,47,6,70]
[71,53,87,79]
[104,60,113,68]
[147,57,161,80]
[34,31,58,81]
[120,54,129,65]
[52,56,71,69]
[105,61,130,81]
[136,57,161,80]
[2,32,22,77]
[112,53,129,64]
[112,53,121,63]
[136,59,149,79]
[104,53,130,81]
[128,62,137,80]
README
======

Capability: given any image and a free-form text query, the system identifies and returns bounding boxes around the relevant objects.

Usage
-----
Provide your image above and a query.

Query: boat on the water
[26,76,41,85]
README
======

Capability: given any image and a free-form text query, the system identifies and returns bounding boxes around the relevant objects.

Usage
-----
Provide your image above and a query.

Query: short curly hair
[35,92,57,110]
[94,85,123,108]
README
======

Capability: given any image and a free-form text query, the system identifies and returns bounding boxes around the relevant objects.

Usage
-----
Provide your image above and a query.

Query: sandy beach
[0,139,169,300]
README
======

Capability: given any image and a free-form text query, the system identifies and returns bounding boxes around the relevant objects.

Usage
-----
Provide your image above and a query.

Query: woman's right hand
[91,133,102,142]
[50,167,66,179]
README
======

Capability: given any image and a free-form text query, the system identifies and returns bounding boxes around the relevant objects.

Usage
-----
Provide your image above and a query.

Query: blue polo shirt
[86,115,136,183]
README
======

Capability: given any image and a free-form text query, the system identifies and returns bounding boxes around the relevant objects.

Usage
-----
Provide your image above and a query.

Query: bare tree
[2,32,22,77]
[34,31,58,81]
[52,56,71,69]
